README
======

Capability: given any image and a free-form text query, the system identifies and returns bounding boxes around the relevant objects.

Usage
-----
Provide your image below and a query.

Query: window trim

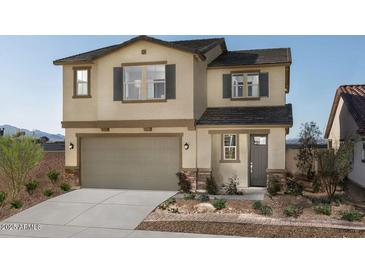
[73,66,91,98]
[122,63,167,102]
[220,133,240,163]
[230,71,260,100]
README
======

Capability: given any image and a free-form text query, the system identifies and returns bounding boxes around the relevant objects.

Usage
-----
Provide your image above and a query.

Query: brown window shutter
[223,74,232,98]
[113,67,123,101]
[259,72,269,97]
[165,64,176,99]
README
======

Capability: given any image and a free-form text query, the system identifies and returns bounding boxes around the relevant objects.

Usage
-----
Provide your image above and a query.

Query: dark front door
[249,135,268,187]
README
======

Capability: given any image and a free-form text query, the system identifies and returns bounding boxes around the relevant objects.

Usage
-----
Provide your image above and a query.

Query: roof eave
[207,61,292,69]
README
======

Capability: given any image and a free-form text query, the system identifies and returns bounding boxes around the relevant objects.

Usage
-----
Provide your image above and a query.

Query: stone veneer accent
[180,169,212,193]
[266,169,287,188]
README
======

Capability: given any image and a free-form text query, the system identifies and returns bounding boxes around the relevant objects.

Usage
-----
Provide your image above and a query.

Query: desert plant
[252,201,263,210]
[158,197,176,210]
[0,136,44,199]
[183,193,196,200]
[341,209,364,222]
[167,207,179,213]
[295,122,321,179]
[212,199,226,210]
[285,178,303,196]
[314,203,331,215]
[176,172,192,193]
[25,180,39,195]
[206,174,218,195]
[224,176,240,195]
[43,189,54,197]
[260,205,273,216]
[10,200,23,209]
[0,191,7,207]
[316,137,355,200]
[196,194,210,202]
[283,205,303,218]
[60,182,71,192]
[47,170,60,183]
[267,178,281,196]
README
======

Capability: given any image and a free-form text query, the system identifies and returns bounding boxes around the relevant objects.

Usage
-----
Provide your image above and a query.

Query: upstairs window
[231,73,259,98]
[73,67,90,97]
[124,64,166,101]
[223,134,237,160]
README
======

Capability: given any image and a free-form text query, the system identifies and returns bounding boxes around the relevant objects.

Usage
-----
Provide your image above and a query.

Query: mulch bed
[137,220,365,238]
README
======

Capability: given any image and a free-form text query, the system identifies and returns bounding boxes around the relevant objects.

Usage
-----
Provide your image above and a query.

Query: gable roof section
[325,85,365,138]
[53,35,226,65]
[208,48,291,68]
[197,104,293,126]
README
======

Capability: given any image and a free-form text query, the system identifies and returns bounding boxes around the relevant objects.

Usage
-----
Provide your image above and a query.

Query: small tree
[0,136,44,199]
[316,137,355,200]
[296,122,321,179]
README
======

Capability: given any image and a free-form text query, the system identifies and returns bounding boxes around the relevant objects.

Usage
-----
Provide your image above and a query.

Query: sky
[1,35,365,139]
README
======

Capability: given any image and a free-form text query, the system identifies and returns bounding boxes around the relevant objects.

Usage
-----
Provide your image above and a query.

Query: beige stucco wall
[349,141,365,187]
[286,147,299,175]
[193,59,208,119]
[328,97,359,149]
[211,133,249,187]
[207,65,286,107]
[197,126,286,186]
[63,40,196,121]
[65,127,196,169]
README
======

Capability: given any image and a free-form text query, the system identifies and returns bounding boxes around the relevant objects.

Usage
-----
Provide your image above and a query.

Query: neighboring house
[325,85,365,188]
[53,35,293,191]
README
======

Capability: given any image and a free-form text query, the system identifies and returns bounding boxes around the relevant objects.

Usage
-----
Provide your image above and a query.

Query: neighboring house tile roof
[53,35,226,65]
[197,104,293,126]
[325,85,365,138]
[208,48,292,67]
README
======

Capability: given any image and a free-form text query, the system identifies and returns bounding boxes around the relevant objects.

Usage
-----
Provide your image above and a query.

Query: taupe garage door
[81,136,180,190]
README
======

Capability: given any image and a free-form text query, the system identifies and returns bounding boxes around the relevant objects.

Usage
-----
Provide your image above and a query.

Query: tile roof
[325,85,365,137]
[53,36,226,65]
[197,104,293,126]
[208,48,291,67]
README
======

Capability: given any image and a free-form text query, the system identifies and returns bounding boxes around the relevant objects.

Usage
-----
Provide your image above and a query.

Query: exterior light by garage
[184,142,189,150]
[69,142,74,150]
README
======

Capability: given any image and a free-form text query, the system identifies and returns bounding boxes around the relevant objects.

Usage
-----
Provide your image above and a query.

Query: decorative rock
[194,202,216,213]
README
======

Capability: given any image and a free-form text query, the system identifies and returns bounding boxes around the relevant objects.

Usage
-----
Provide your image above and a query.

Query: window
[253,136,267,145]
[362,143,365,163]
[147,65,165,99]
[231,73,259,98]
[223,134,237,160]
[123,64,166,101]
[124,66,142,100]
[74,68,90,97]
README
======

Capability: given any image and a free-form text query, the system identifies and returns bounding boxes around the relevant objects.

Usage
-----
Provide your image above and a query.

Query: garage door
[81,136,180,190]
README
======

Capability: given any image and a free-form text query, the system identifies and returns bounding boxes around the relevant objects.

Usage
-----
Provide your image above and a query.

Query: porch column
[267,128,287,184]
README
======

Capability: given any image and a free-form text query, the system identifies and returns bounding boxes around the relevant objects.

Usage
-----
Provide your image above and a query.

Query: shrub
[0,136,44,199]
[224,176,240,195]
[283,205,303,218]
[25,180,39,195]
[267,179,281,196]
[167,207,179,214]
[0,191,7,206]
[310,196,330,205]
[183,193,196,200]
[314,204,331,215]
[60,182,71,192]
[341,209,364,222]
[158,197,176,210]
[196,194,210,202]
[312,178,321,193]
[206,175,218,195]
[47,170,60,183]
[43,189,54,197]
[285,178,303,196]
[333,194,344,206]
[252,201,263,210]
[10,200,23,209]
[260,205,273,216]
[176,172,191,193]
[212,199,226,210]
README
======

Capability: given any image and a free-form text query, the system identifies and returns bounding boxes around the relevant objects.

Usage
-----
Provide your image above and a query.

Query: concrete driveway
[0,188,213,238]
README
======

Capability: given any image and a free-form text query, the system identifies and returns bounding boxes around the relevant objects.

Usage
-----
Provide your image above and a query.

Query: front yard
[137,182,365,237]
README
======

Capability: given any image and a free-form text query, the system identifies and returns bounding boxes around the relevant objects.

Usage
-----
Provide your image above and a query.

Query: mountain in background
[0,124,64,142]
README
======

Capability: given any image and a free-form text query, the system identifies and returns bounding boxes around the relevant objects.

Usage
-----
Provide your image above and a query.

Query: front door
[249,135,268,187]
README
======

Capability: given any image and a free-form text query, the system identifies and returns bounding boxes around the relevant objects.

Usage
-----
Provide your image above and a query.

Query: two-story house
[54,35,293,191]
